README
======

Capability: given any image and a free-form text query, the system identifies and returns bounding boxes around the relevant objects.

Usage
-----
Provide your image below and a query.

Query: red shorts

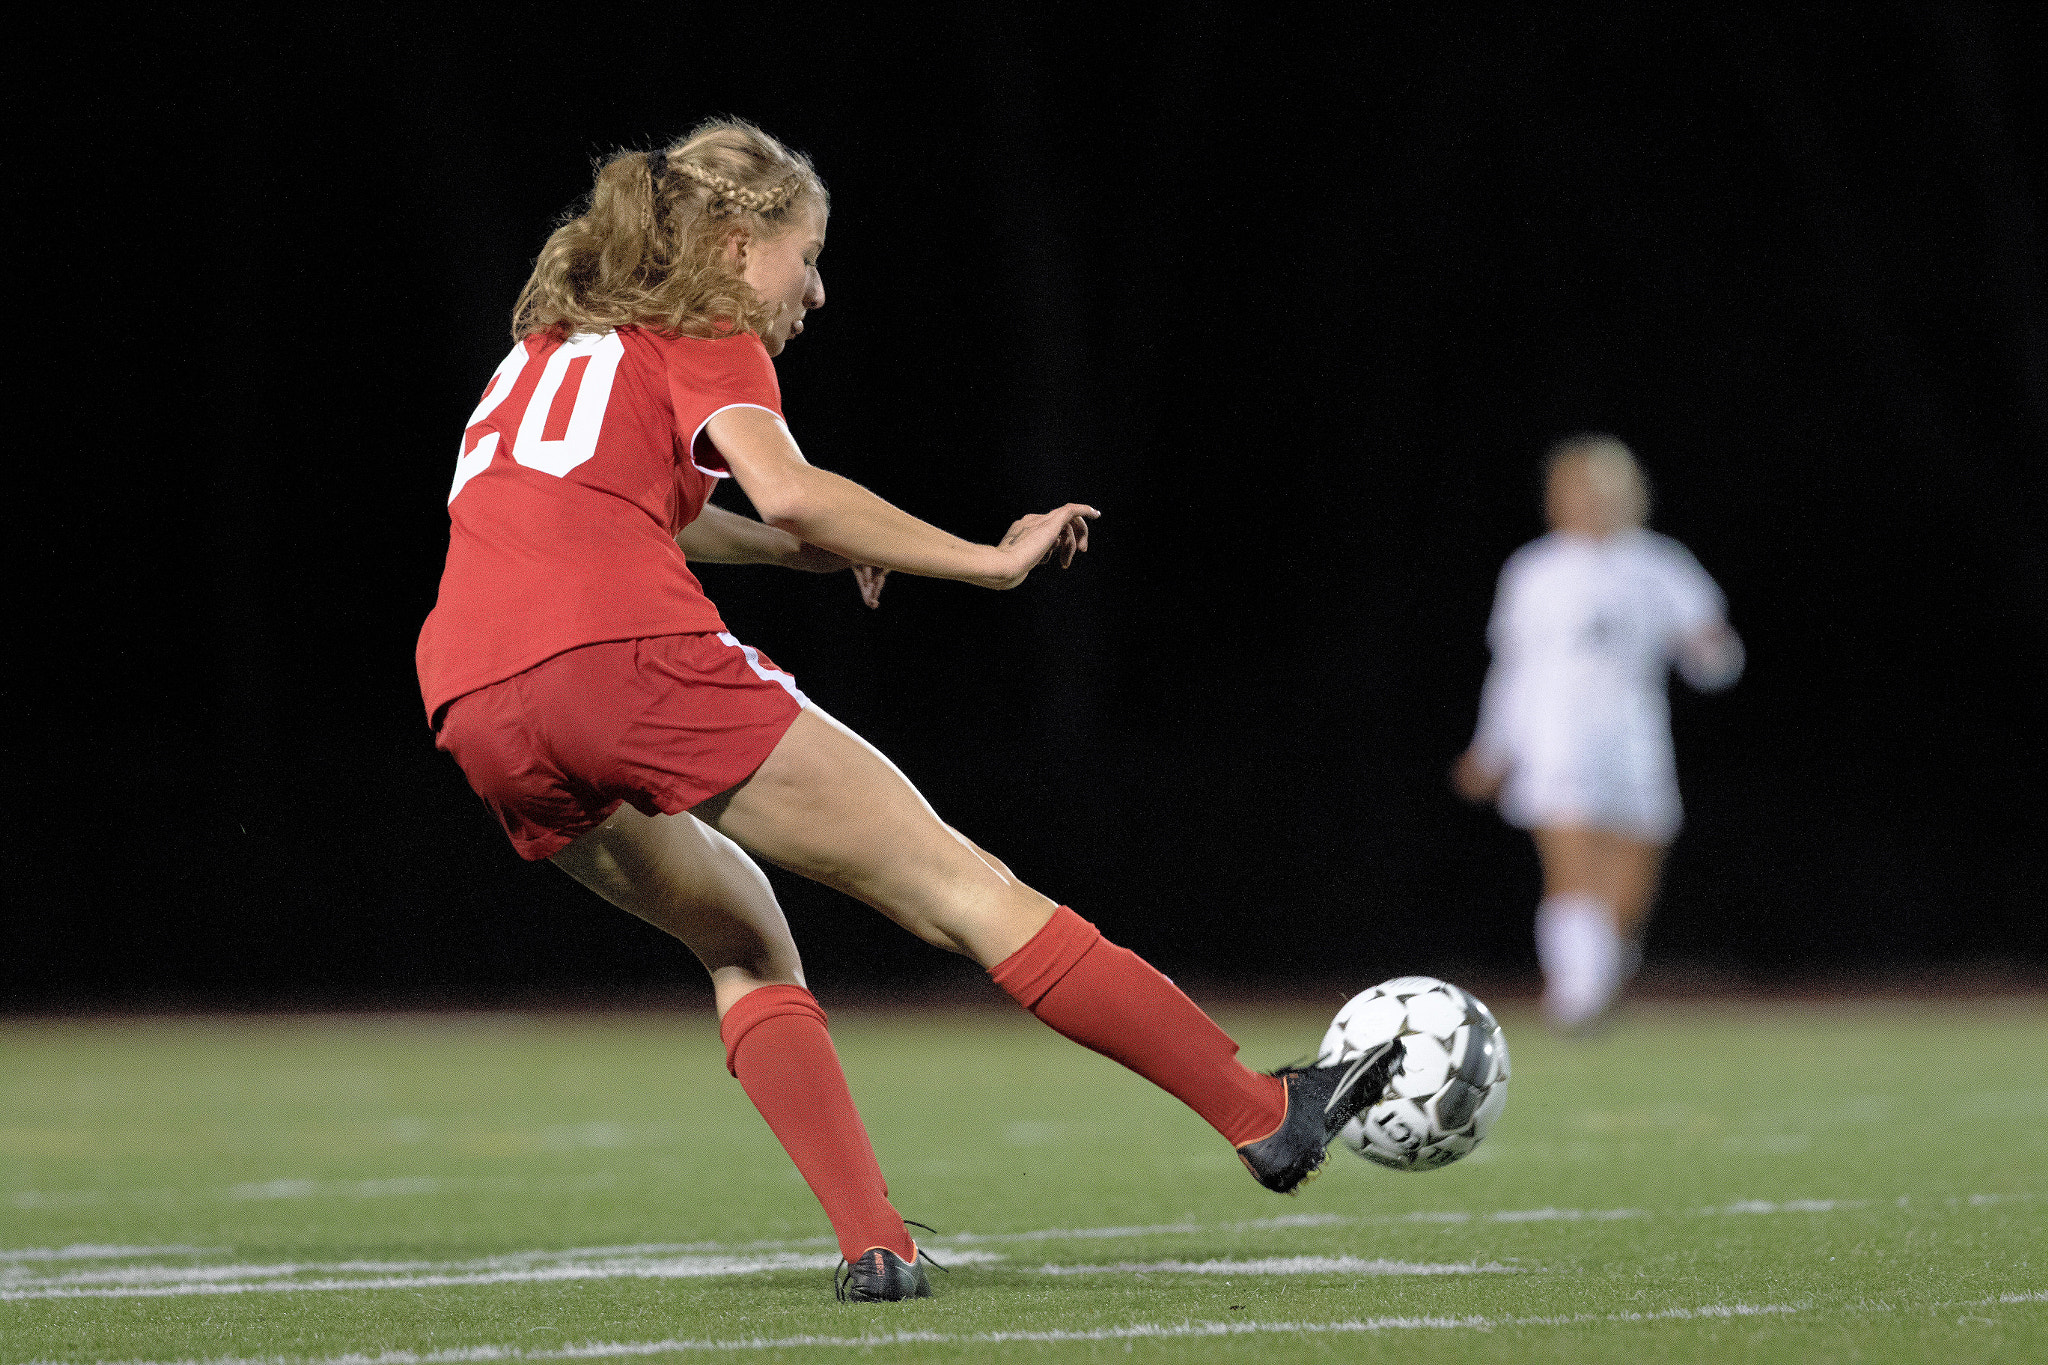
[435,632,808,861]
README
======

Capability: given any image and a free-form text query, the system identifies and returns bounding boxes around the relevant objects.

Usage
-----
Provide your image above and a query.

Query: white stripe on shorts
[717,632,810,708]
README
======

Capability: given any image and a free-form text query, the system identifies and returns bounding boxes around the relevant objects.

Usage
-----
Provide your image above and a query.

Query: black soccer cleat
[834,1246,933,1303]
[1236,1039,1404,1194]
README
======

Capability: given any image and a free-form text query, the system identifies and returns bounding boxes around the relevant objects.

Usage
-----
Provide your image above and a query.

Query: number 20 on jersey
[447,333,625,504]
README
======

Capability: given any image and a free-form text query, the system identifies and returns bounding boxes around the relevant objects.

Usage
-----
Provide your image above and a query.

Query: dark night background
[8,4,2044,1010]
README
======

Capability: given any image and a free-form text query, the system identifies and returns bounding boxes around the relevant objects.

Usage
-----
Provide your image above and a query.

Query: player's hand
[982,504,1100,589]
[1451,749,1505,804]
[854,564,889,609]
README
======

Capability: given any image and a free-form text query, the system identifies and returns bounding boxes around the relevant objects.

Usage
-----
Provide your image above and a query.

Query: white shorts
[1497,744,1682,844]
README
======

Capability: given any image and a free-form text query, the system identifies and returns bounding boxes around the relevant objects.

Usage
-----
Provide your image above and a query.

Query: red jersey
[417,326,781,723]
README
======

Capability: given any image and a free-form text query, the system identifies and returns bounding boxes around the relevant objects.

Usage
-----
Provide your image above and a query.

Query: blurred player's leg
[552,806,916,1264]
[696,706,1289,1149]
[1535,887,1622,1027]
[1532,826,1667,1028]
[1597,832,1666,936]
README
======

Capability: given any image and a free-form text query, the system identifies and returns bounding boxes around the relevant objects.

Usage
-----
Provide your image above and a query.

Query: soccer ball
[1317,976,1509,1172]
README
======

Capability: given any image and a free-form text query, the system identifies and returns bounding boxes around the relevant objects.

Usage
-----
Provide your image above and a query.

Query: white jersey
[1472,529,1730,840]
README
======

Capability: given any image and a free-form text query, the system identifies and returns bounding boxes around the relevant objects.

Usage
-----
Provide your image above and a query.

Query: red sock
[719,985,914,1263]
[990,907,1287,1147]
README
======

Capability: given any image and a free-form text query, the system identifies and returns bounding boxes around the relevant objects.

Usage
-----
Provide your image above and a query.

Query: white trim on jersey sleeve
[689,402,783,478]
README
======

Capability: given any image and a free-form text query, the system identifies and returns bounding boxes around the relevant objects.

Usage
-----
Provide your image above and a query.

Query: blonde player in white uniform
[1454,435,1743,1029]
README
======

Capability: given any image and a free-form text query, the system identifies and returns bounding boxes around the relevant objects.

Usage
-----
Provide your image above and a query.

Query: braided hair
[662,158,808,217]
[513,118,826,342]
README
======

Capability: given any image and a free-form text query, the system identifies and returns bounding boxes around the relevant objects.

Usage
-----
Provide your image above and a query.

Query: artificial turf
[3,996,2042,1362]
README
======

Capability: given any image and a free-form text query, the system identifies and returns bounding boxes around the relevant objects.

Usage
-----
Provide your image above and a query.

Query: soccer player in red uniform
[419,119,1399,1302]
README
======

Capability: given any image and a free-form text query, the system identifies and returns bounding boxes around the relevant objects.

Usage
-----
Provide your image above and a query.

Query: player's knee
[911,875,1053,957]
[692,922,803,979]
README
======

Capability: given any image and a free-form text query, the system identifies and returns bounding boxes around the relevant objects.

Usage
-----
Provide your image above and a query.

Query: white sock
[1535,893,1624,1027]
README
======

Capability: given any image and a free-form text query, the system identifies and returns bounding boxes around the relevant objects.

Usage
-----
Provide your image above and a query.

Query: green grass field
[4,998,2042,1363]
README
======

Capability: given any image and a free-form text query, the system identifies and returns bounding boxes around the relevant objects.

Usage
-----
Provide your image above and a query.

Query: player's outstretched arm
[675,502,822,566]
[674,503,890,608]
[705,406,1097,590]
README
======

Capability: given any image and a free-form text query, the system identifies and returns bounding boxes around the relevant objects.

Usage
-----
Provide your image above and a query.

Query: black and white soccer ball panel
[1319,975,1510,1172]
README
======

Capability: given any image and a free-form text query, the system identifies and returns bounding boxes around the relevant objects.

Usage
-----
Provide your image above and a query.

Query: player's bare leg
[1608,834,1666,934]
[552,804,804,1016]
[1531,825,1668,1028]
[694,706,1350,1186]
[1533,826,1666,934]
[689,706,1056,966]
[551,804,919,1274]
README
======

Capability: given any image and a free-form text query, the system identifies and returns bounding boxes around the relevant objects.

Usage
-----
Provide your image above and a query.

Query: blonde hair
[511,118,827,342]
[1546,432,1651,528]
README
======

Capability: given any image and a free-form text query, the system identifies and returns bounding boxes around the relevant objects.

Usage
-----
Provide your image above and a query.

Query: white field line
[21,1301,1961,1365]
[936,1190,2033,1240]
[0,1246,214,1263]
[17,1294,2048,1363]
[0,1252,1489,1302]
[0,1252,1004,1302]
[2,1242,834,1285]
[2,1191,2032,1303]
[10,1174,621,1211]
[0,1218,1351,1277]
[231,1179,444,1202]
[1484,1207,1648,1222]
[1027,1256,1517,1276]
